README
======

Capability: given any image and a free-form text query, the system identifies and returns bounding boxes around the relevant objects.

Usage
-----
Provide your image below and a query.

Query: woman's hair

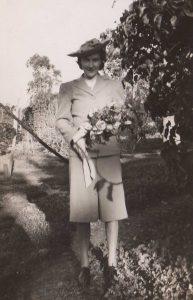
[77,49,106,70]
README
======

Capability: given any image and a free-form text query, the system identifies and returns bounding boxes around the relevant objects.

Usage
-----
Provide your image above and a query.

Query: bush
[90,240,193,299]
[0,123,16,154]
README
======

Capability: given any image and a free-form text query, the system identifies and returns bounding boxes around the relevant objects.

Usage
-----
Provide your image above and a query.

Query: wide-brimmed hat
[67,38,109,57]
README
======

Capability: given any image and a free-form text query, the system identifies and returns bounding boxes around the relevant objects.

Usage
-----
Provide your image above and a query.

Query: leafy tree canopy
[109,0,193,142]
[26,54,61,104]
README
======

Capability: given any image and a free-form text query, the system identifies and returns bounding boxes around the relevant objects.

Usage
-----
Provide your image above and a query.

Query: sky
[0,0,132,107]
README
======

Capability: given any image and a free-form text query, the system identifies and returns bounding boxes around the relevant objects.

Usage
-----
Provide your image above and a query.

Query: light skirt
[69,154,128,222]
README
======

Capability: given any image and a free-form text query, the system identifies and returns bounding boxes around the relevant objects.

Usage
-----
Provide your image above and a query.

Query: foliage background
[108,0,193,144]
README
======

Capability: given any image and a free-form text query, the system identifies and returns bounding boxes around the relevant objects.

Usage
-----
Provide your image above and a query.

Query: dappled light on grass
[13,162,53,186]
[1,192,50,244]
[0,148,193,299]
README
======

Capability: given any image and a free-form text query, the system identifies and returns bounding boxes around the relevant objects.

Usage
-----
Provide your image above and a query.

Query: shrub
[90,240,193,299]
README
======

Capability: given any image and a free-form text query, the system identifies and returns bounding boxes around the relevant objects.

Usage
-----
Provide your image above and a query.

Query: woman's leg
[77,222,91,267]
[105,220,119,266]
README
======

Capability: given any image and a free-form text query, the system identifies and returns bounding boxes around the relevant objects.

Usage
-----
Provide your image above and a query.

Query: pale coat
[56,74,128,222]
[56,73,125,157]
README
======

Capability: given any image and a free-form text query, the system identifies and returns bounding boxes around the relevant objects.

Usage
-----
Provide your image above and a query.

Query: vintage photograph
[0,0,193,299]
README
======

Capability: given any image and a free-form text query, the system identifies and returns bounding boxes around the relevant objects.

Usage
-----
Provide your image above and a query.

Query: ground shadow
[0,153,73,300]
[121,154,193,261]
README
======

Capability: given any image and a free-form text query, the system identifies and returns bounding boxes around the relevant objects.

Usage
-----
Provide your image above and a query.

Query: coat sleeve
[55,82,78,144]
[112,80,125,105]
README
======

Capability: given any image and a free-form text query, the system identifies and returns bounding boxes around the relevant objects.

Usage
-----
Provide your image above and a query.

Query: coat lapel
[73,75,93,95]
[93,74,108,93]
[73,73,108,95]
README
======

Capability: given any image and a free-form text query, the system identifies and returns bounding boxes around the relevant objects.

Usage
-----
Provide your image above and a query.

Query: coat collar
[73,73,109,95]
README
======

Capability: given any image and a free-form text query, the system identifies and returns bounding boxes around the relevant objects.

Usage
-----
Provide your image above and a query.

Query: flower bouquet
[82,103,132,147]
[72,103,132,187]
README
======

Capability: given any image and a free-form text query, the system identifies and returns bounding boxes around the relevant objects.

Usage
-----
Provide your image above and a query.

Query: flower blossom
[95,120,107,131]
[106,124,113,131]
[124,120,132,125]
[113,121,121,130]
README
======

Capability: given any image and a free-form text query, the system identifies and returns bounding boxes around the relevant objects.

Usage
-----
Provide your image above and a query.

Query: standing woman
[55,39,128,291]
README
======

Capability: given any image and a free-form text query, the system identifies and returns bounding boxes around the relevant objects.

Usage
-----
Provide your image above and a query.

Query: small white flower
[124,120,132,125]
[95,120,107,131]
[95,130,103,135]
[106,124,113,131]
[113,121,121,130]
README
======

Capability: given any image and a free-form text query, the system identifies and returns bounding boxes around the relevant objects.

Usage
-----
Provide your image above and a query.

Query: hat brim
[67,39,110,57]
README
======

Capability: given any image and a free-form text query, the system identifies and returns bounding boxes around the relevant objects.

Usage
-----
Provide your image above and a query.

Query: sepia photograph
[0,0,193,299]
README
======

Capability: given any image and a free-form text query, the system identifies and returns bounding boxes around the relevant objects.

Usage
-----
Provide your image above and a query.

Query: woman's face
[80,53,101,79]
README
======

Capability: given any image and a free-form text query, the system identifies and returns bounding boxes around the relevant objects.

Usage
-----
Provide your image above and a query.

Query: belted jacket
[56,73,125,157]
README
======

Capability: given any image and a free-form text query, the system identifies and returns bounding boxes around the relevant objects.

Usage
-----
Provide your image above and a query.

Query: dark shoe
[103,265,117,296]
[78,267,91,288]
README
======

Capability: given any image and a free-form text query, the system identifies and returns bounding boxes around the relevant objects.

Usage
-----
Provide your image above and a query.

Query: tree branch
[0,102,68,163]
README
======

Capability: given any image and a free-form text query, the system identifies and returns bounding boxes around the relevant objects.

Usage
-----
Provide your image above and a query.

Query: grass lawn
[0,143,193,299]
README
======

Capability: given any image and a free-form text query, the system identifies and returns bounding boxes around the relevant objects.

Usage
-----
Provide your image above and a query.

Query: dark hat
[67,38,109,57]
